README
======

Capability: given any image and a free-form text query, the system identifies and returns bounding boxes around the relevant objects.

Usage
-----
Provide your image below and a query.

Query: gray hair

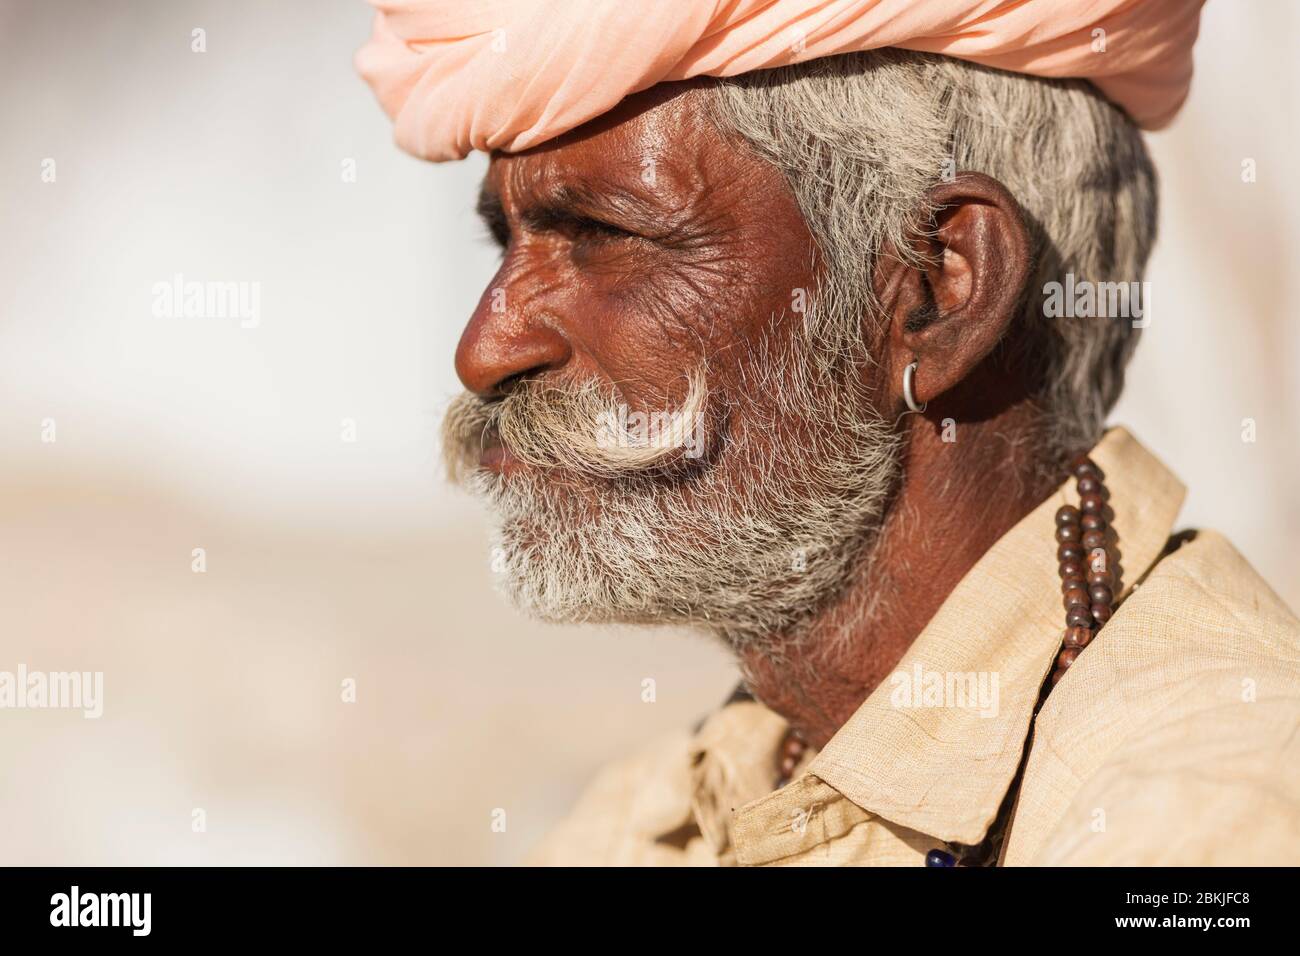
[707,50,1158,460]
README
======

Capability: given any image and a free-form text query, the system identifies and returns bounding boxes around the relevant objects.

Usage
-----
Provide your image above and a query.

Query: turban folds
[356,0,1204,163]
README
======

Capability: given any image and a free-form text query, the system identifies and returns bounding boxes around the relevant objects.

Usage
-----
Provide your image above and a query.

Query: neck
[739,404,1064,749]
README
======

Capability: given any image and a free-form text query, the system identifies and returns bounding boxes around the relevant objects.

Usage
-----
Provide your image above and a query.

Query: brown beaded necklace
[1049,455,1116,682]
[771,455,1117,865]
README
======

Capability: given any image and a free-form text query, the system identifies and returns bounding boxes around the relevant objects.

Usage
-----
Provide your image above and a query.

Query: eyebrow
[477,179,661,239]
[476,187,509,244]
[523,182,624,228]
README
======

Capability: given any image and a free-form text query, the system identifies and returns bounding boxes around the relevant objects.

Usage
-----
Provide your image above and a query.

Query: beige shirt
[528,428,1300,866]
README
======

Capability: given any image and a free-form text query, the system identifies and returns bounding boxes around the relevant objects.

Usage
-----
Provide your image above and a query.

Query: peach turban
[356,0,1204,163]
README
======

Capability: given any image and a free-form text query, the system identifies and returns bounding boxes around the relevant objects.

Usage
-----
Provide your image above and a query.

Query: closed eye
[569,215,633,242]
[476,183,645,254]
[523,206,636,244]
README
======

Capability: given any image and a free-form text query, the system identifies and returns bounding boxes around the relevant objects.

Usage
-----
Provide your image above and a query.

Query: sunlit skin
[457,81,1061,748]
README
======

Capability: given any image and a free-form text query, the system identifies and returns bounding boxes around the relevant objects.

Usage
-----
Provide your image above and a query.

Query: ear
[876,172,1031,415]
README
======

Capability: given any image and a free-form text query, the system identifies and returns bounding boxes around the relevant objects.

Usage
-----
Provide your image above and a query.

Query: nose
[454,272,573,398]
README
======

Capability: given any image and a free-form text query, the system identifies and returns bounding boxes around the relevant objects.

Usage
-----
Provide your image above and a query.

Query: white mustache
[443,369,709,482]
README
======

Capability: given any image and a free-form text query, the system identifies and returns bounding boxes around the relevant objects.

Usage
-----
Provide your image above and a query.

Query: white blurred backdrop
[0,0,1296,864]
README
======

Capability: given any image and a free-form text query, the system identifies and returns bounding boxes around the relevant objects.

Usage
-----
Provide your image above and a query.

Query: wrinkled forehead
[481,80,759,213]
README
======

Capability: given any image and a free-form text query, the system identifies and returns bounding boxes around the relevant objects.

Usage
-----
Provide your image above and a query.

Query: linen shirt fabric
[527,428,1300,866]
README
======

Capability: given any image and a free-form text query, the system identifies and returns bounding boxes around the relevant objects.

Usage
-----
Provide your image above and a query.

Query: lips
[479,440,520,476]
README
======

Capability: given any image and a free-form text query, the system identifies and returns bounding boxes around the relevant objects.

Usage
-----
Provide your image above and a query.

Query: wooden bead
[1076,476,1104,498]
[1063,626,1093,648]
[1061,576,1086,594]
[1080,494,1104,516]
[1091,603,1112,625]
[1071,457,1104,481]
[1055,505,1081,527]
[1063,587,1089,609]
[1081,513,1105,532]
[1082,529,1106,551]
[1059,560,1084,580]
[1089,584,1113,607]
[1058,543,1084,563]
[1087,569,1112,587]
[1055,524,1081,544]
[1057,647,1080,670]
[1066,606,1092,628]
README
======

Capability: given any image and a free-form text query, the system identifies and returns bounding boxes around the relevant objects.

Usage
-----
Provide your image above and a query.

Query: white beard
[445,315,902,655]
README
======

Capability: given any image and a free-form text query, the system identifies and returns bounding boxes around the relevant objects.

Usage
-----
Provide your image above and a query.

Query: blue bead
[925,849,956,867]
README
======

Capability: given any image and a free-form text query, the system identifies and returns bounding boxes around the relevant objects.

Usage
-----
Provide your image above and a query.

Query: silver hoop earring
[902,361,926,414]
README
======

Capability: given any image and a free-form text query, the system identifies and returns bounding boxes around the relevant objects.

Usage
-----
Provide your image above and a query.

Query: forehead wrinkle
[499,143,713,234]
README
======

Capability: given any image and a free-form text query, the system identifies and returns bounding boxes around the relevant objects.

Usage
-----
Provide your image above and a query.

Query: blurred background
[0,0,1295,864]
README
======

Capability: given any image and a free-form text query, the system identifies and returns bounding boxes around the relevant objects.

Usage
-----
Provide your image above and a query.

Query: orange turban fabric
[356,0,1204,163]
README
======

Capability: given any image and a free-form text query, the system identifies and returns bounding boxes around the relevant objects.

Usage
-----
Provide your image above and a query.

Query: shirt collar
[726,426,1186,864]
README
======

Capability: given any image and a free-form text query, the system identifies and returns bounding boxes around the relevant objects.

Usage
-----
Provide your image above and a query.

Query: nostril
[493,371,530,399]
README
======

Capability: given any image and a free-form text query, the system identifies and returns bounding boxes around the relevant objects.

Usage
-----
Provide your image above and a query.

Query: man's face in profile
[442,84,902,651]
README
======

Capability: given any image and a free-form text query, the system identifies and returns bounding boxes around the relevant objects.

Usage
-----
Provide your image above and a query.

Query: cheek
[554,248,736,403]
[519,228,811,414]
[592,238,790,363]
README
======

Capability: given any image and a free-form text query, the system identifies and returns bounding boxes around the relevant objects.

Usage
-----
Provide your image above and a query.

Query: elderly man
[358,1,1300,866]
